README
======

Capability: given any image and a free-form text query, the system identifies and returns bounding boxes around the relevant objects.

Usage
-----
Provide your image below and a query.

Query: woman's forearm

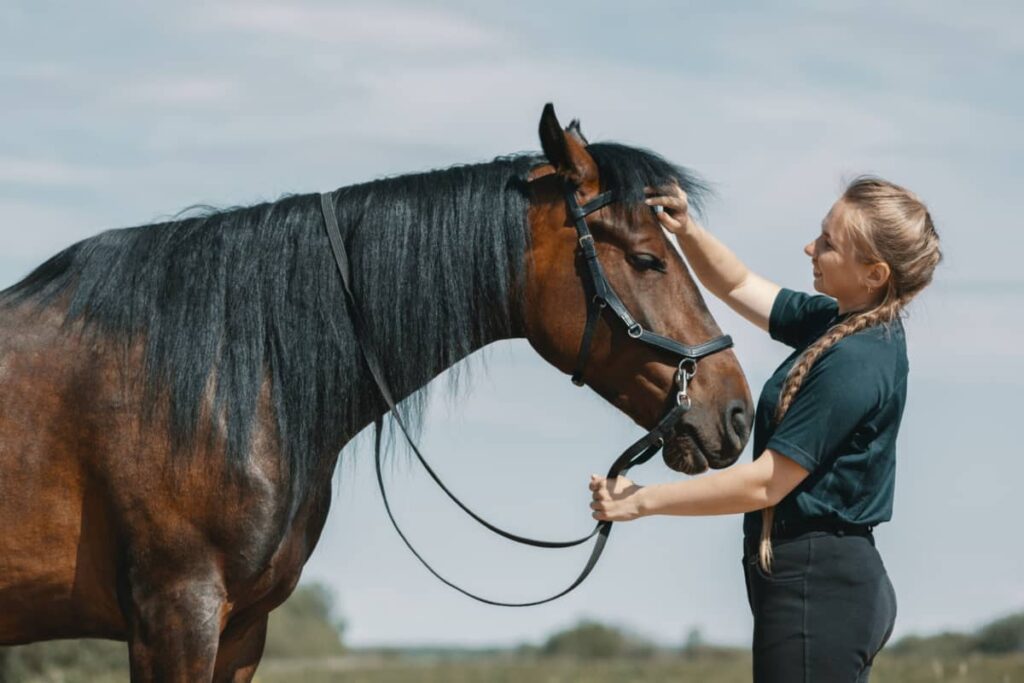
[637,459,773,517]
[677,219,752,300]
[590,451,809,522]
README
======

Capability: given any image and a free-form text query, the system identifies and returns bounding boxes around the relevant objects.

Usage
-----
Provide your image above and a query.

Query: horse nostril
[725,399,752,451]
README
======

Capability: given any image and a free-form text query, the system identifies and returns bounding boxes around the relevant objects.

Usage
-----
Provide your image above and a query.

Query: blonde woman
[589,177,942,682]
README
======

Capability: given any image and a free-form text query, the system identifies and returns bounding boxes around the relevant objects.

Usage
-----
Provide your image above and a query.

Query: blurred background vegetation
[0,583,345,682]
[1,586,1021,682]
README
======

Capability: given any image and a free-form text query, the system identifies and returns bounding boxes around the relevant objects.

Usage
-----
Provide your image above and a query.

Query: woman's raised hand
[644,184,693,237]
[589,474,645,522]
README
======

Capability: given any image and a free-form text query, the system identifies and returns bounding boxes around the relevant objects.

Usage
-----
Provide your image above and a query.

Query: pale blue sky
[2,1,1021,648]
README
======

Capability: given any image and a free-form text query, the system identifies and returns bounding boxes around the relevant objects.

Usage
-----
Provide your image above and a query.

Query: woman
[589,176,942,682]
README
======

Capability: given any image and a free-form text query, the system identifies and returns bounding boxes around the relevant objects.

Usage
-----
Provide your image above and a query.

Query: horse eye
[628,253,667,273]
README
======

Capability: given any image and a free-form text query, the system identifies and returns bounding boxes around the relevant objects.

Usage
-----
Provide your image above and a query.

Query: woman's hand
[589,474,646,522]
[644,184,694,238]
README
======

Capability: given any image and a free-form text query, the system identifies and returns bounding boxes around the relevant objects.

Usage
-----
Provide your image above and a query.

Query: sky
[2,1,1022,648]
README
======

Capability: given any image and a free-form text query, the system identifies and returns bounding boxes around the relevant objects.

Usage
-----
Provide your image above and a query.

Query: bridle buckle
[676,359,696,408]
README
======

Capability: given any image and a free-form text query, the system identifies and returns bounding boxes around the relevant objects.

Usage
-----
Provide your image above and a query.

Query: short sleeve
[769,288,839,349]
[764,344,880,472]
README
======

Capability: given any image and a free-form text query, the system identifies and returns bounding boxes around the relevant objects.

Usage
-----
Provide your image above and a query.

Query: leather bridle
[566,189,734,390]
[319,183,733,607]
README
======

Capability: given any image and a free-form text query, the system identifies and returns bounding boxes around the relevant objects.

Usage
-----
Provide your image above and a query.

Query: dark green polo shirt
[742,288,909,538]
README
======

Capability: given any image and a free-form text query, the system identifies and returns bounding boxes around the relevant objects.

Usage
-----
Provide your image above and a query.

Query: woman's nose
[804,241,815,257]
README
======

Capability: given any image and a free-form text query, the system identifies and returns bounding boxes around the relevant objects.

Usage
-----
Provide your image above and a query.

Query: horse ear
[567,119,589,145]
[538,103,597,186]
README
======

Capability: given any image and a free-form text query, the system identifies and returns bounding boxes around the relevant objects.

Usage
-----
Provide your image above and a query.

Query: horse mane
[1,142,707,495]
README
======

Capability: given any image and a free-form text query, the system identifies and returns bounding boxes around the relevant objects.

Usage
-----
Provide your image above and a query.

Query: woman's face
[804,199,879,311]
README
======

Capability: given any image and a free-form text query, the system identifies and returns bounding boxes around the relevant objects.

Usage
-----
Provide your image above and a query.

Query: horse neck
[343,294,520,433]
[322,186,529,457]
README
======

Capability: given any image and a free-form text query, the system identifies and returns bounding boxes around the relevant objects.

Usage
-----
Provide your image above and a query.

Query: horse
[0,104,753,681]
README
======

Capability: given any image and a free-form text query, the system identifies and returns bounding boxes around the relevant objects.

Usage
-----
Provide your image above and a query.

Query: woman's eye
[628,253,667,273]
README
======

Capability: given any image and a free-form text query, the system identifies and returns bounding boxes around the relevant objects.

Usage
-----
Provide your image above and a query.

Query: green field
[4,591,1021,682]
[4,647,1024,682]
[254,652,1024,683]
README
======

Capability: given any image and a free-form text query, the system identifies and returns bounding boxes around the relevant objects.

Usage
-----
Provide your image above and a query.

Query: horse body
[0,302,299,675]
[0,208,524,680]
[0,106,753,681]
[0,278,512,680]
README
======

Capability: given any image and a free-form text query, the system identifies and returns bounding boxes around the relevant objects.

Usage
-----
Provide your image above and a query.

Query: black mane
[1,142,707,496]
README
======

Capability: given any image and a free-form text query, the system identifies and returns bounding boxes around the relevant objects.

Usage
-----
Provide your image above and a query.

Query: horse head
[522,104,753,474]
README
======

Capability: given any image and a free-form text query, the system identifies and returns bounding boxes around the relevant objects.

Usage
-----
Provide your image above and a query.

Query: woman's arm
[646,187,781,333]
[589,449,809,521]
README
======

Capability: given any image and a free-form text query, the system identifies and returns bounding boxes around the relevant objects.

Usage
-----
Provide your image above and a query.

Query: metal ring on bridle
[627,323,643,338]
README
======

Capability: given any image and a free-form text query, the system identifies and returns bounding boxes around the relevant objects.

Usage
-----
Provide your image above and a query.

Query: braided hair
[758,176,942,572]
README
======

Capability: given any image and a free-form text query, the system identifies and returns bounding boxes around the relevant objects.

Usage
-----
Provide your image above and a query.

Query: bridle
[318,183,733,607]
[566,189,734,392]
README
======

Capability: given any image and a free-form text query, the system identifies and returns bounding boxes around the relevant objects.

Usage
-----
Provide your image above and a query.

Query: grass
[6,647,1024,682]
[251,652,1024,683]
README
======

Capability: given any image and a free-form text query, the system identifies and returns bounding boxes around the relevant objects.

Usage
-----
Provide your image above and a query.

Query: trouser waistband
[750,517,875,542]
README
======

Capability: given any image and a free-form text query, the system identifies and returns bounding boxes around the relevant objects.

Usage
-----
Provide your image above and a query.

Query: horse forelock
[585,142,711,219]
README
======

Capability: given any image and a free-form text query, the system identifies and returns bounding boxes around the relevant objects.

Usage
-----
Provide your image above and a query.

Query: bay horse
[0,105,753,681]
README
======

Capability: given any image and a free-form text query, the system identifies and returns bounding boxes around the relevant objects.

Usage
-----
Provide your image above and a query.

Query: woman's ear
[538,103,598,189]
[864,261,891,292]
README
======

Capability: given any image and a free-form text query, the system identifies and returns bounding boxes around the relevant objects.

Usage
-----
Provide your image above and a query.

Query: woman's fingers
[644,199,686,216]
[644,198,687,234]
[588,474,643,522]
[644,195,684,208]
[656,215,683,233]
[644,183,688,203]
[609,476,635,493]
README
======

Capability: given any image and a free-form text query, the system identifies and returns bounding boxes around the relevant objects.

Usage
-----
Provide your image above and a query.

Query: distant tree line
[538,619,656,659]
[888,611,1024,656]
[532,609,1024,660]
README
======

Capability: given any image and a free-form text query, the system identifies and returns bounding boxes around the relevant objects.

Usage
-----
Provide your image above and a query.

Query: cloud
[0,157,110,187]
[0,200,96,263]
[123,77,242,107]
[201,2,506,52]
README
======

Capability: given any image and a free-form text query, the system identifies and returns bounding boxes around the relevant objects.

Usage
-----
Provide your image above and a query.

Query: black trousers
[742,531,897,682]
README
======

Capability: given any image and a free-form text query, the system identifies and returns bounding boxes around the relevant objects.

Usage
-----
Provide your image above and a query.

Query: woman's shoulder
[773,287,837,319]
[823,317,909,379]
[770,288,839,347]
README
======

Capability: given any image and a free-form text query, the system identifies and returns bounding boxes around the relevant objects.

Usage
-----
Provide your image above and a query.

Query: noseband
[319,185,733,607]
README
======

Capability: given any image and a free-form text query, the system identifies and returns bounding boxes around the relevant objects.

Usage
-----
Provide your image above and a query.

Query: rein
[319,186,732,606]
